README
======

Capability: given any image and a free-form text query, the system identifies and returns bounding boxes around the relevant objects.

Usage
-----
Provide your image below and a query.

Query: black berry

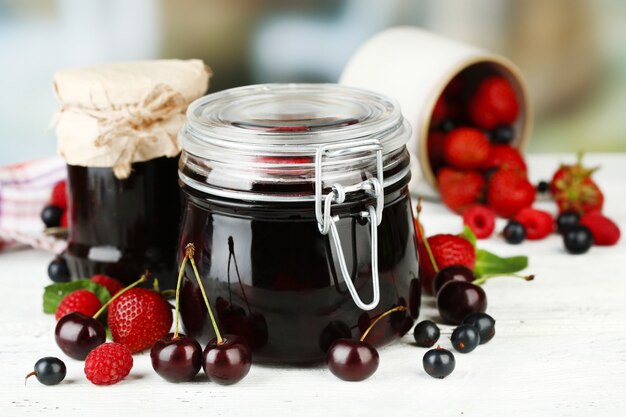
[503,221,526,244]
[563,225,593,254]
[489,126,515,144]
[423,347,455,378]
[47,256,70,283]
[556,211,580,234]
[413,320,440,348]
[451,324,480,353]
[41,205,63,228]
[462,312,496,344]
[25,357,66,385]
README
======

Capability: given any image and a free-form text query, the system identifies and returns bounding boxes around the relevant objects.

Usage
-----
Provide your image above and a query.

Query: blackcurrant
[47,256,70,283]
[41,205,63,228]
[563,225,593,254]
[537,180,550,194]
[462,312,496,344]
[413,320,440,348]
[441,119,455,133]
[489,126,515,145]
[25,357,66,385]
[556,211,580,234]
[451,324,480,353]
[423,347,455,378]
[503,221,526,244]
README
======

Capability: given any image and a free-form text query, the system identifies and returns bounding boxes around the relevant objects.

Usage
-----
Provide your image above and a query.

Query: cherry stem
[172,253,189,340]
[472,273,535,286]
[359,305,407,343]
[186,243,223,345]
[24,371,36,385]
[416,198,439,273]
[93,273,148,319]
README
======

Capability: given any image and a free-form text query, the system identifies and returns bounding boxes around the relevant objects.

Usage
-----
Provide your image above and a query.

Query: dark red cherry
[151,333,202,382]
[432,265,475,295]
[54,312,106,360]
[202,334,251,385]
[327,339,379,382]
[437,281,487,324]
[319,320,352,353]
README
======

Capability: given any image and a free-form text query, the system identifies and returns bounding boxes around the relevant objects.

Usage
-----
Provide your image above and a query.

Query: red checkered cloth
[0,156,68,253]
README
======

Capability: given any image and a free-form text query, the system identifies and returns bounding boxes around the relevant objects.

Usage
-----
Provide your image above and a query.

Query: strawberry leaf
[460,225,477,248]
[474,249,528,277]
[43,279,111,314]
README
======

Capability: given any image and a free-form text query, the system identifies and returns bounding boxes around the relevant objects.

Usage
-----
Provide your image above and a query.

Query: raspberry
[84,342,133,385]
[443,128,491,169]
[55,289,102,321]
[513,207,554,240]
[463,205,496,239]
[91,274,125,297]
[50,180,68,210]
[580,212,621,246]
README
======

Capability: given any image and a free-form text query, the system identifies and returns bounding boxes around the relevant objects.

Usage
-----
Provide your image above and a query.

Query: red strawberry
[513,207,554,240]
[580,212,621,246]
[427,131,446,171]
[418,234,476,296]
[468,75,519,129]
[487,169,535,218]
[60,211,68,228]
[55,289,102,321]
[107,288,172,353]
[443,128,491,169]
[430,95,448,126]
[437,168,485,214]
[463,205,496,239]
[91,274,124,297]
[484,145,527,174]
[550,154,604,215]
[84,342,133,385]
[50,180,67,210]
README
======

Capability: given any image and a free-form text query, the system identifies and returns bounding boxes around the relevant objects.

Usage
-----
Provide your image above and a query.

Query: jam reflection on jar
[178,180,420,364]
[65,156,181,289]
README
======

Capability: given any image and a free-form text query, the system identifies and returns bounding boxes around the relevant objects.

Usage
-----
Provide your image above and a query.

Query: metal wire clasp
[314,139,383,311]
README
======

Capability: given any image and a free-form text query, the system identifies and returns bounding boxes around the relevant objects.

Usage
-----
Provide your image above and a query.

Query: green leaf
[460,225,477,248]
[474,249,528,277]
[43,279,111,314]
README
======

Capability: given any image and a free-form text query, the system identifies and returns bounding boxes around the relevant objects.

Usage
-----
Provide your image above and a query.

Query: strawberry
[487,169,535,218]
[463,205,496,239]
[50,180,67,210]
[468,75,519,129]
[550,154,604,215]
[437,168,485,214]
[418,234,475,296]
[107,288,172,353]
[60,211,68,228]
[443,127,491,169]
[484,145,527,174]
[580,212,621,246]
[513,207,554,240]
[430,96,448,126]
[55,289,102,321]
[91,274,124,297]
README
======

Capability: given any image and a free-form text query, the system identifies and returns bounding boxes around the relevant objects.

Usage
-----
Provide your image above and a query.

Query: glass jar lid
[179,83,411,202]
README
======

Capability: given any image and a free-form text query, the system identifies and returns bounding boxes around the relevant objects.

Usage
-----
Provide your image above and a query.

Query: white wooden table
[1,153,625,417]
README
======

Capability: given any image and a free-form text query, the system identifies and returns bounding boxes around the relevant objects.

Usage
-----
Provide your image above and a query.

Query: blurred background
[0,0,625,165]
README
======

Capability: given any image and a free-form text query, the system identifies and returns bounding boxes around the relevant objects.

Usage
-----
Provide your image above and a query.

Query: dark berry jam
[65,156,181,288]
[178,181,420,364]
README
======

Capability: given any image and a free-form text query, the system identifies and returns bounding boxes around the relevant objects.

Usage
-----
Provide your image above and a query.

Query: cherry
[463,312,496,344]
[151,334,202,382]
[55,312,106,360]
[203,335,252,385]
[54,274,147,360]
[327,306,406,382]
[25,357,66,386]
[184,243,252,385]
[437,281,487,325]
[432,265,475,295]
[327,339,379,382]
[423,347,455,378]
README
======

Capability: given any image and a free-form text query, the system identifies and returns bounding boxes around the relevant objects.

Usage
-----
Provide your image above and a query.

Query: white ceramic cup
[340,26,532,198]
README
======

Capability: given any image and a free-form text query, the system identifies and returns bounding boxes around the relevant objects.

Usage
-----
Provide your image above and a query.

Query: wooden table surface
[1,153,625,417]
